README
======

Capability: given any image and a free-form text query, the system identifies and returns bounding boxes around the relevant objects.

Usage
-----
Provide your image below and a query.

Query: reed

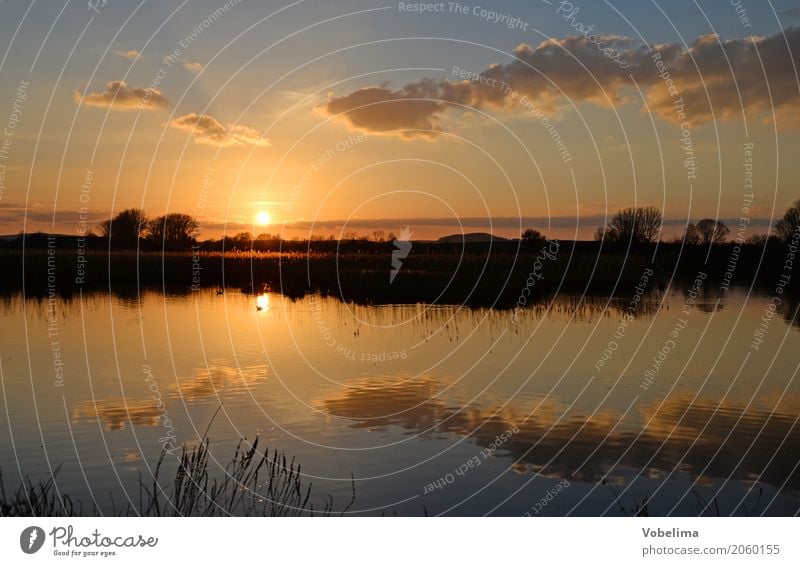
[0,436,355,517]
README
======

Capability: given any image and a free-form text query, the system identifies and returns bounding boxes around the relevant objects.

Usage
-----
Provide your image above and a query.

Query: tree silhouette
[775,199,800,243]
[229,232,254,250]
[695,218,730,245]
[683,223,700,244]
[597,206,662,243]
[97,209,147,244]
[594,226,617,242]
[147,213,199,246]
[746,233,780,245]
[521,228,544,242]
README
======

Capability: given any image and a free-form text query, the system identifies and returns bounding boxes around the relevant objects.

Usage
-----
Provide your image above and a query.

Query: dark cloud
[169,112,270,147]
[324,82,453,138]
[75,80,168,110]
[0,203,108,226]
[324,28,800,137]
[779,6,800,19]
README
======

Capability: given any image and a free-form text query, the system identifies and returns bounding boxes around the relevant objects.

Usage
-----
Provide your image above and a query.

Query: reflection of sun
[256,211,272,225]
[256,293,270,312]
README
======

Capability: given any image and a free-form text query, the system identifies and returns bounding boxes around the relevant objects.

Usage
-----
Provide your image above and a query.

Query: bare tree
[147,213,199,245]
[635,206,662,242]
[683,223,700,245]
[594,226,618,242]
[775,198,800,243]
[695,218,730,245]
[97,208,147,242]
[601,206,662,243]
[608,208,637,242]
[746,233,781,246]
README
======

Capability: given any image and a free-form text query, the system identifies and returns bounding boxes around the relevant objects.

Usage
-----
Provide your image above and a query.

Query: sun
[256,211,272,226]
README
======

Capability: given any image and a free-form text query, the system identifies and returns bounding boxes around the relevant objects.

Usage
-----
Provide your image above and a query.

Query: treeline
[4,203,800,304]
[1,208,408,251]
[95,209,197,248]
[591,200,800,246]
[4,199,800,251]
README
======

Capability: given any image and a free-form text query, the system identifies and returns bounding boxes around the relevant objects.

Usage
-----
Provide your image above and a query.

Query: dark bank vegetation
[2,202,800,306]
[3,238,798,308]
[0,435,354,517]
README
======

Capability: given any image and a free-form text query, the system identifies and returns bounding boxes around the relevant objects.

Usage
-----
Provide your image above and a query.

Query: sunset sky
[1,0,800,240]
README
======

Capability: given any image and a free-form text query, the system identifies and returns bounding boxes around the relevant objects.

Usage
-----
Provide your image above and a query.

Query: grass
[0,435,355,517]
[602,480,771,517]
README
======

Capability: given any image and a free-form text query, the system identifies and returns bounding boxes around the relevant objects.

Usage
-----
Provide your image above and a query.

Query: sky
[1,0,800,240]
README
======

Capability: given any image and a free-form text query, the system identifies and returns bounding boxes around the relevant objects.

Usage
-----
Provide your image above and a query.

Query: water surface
[1,286,798,515]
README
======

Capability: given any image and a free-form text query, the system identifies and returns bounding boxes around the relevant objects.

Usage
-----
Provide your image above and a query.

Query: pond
[1,285,798,515]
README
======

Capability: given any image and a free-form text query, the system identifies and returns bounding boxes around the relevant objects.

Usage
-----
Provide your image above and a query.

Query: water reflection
[317,376,468,436]
[171,363,268,402]
[3,285,800,516]
[70,362,267,428]
[317,377,800,490]
[71,399,162,431]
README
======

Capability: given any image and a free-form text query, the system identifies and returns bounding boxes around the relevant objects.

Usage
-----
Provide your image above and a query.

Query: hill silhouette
[436,232,509,244]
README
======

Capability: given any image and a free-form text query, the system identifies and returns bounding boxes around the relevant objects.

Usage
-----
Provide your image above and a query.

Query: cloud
[169,112,270,147]
[0,202,109,227]
[324,28,800,137]
[324,82,455,138]
[779,6,800,19]
[183,61,203,73]
[74,80,169,110]
[114,49,142,61]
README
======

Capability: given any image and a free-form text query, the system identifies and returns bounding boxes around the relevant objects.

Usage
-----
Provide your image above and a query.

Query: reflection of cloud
[317,378,800,490]
[325,28,800,136]
[634,395,800,489]
[318,376,470,435]
[75,80,168,110]
[170,363,267,401]
[169,113,270,147]
[183,61,203,73]
[117,449,143,463]
[71,399,160,431]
